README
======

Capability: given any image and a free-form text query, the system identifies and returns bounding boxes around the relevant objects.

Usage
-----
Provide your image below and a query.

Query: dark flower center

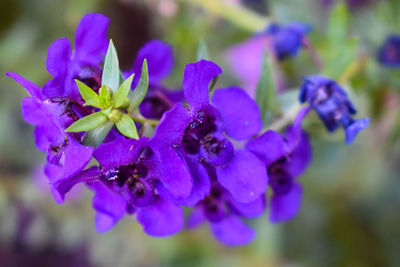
[182,110,217,154]
[267,157,293,195]
[104,162,155,207]
[140,96,171,119]
[76,67,102,93]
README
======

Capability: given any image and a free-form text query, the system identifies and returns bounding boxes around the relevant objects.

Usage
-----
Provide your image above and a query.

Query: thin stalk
[128,113,159,127]
[178,0,270,32]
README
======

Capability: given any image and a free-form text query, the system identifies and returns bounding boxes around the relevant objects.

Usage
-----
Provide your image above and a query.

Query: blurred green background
[0,0,399,266]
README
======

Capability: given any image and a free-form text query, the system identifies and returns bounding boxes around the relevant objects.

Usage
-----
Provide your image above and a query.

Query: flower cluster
[7,13,369,246]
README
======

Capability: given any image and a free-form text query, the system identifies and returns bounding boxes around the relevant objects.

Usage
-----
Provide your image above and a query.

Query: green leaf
[102,39,120,92]
[327,2,349,43]
[113,74,134,108]
[127,59,149,113]
[75,80,102,108]
[255,52,280,124]
[197,40,209,61]
[323,38,358,80]
[115,114,139,139]
[65,112,107,132]
[82,120,114,147]
[98,85,111,107]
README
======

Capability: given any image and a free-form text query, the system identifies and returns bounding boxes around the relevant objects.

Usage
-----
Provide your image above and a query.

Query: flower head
[186,168,265,246]
[53,135,190,236]
[377,35,400,68]
[299,75,369,144]
[153,60,267,203]
[227,22,310,94]
[43,13,109,101]
[6,72,94,203]
[246,107,312,222]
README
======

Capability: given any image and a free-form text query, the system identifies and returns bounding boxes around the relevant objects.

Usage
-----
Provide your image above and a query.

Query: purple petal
[284,106,311,150]
[186,207,206,229]
[21,97,48,125]
[212,86,262,140]
[93,136,143,170]
[246,130,286,166]
[88,181,127,233]
[136,197,183,237]
[269,182,302,223]
[183,60,222,111]
[51,166,101,204]
[150,103,190,147]
[226,36,266,97]
[129,40,174,87]
[34,126,50,152]
[286,131,312,177]
[228,194,266,218]
[177,158,210,206]
[217,149,268,203]
[345,118,370,145]
[152,145,193,199]
[6,72,44,100]
[42,38,72,98]
[210,215,255,246]
[61,136,94,179]
[46,38,71,78]
[74,13,109,65]
[199,133,234,166]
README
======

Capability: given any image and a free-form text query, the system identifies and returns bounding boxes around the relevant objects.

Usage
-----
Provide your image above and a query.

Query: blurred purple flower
[43,13,109,101]
[246,107,312,222]
[124,40,183,119]
[153,60,267,204]
[227,22,311,94]
[299,75,370,144]
[377,35,400,68]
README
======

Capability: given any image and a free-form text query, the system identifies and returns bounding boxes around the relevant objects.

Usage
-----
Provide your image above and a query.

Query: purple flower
[186,170,265,246]
[53,133,192,236]
[6,72,94,203]
[377,35,400,68]
[246,107,312,222]
[152,60,267,204]
[299,75,369,144]
[124,40,183,119]
[43,13,109,101]
[227,22,310,94]
[266,22,312,60]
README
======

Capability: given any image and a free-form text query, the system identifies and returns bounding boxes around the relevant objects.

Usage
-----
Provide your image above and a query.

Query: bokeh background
[1,0,399,266]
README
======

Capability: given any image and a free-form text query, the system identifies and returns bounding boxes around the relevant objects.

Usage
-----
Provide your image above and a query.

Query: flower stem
[128,114,159,127]
[178,0,270,32]
[263,103,304,132]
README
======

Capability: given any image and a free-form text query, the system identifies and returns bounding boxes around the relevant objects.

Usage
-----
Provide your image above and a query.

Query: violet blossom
[227,22,311,94]
[299,75,370,144]
[53,134,193,236]
[152,59,267,204]
[246,107,312,222]
[43,13,109,102]
[186,166,265,246]
[6,72,93,203]
[377,35,400,68]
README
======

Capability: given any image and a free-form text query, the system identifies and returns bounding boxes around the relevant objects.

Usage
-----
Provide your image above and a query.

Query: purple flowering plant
[7,6,370,246]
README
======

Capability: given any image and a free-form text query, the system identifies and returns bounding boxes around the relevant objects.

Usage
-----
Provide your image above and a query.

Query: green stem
[178,0,270,32]
[128,113,159,127]
[263,103,303,132]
